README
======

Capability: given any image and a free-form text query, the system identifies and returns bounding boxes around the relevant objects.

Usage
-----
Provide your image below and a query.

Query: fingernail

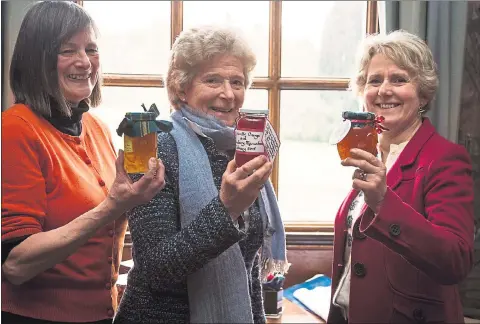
[148,157,157,169]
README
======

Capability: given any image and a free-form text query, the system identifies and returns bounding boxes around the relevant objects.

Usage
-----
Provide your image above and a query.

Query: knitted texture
[114,132,266,324]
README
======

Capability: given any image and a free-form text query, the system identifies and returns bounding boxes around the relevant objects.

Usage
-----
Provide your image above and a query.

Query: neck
[69,101,80,109]
[378,118,422,161]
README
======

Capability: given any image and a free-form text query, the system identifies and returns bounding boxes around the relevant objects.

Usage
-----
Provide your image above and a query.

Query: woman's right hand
[219,155,273,220]
[107,150,166,214]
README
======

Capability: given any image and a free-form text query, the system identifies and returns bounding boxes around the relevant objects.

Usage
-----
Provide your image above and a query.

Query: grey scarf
[169,105,288,323]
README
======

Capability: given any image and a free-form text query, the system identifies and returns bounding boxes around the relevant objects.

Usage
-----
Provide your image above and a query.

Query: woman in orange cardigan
[1,2,165,323]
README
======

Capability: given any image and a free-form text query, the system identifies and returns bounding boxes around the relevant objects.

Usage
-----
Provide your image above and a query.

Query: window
[80,1,378,229]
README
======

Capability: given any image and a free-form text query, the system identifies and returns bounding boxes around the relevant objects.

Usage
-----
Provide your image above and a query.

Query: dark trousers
[2,312,113,324]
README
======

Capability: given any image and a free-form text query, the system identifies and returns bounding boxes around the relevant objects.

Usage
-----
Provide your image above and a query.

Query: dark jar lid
[125,112,157,121]
[342,111,375,121]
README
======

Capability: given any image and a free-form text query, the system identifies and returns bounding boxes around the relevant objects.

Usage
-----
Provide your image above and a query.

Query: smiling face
[182,54,246,127]
[57,27,99,105]
[363,54,426,138]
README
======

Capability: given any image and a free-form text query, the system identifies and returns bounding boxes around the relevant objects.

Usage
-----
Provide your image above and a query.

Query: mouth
[67,73,91,81]
[376,103,401,109]
[209,106,234,113]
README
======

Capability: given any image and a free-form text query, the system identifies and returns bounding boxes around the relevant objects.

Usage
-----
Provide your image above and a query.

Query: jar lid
[342,111,375,121]
[329,119,351,145]
[239,108,269,115]
[125,112,157,121]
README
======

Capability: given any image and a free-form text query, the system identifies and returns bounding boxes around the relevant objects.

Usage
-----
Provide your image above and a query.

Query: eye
[204,77,223,87]
[231,80,245,88]
[367,78,381,85]
[392,76,408,84]
[86,48,99,55]
[59,49,76,56]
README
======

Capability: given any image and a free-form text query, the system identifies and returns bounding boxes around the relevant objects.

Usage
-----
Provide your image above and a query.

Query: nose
[74,50,92,70]
[221,80,235,102]
[378,80,392,96]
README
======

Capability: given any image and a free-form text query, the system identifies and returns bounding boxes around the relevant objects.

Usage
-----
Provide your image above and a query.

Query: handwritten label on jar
[235,130,264,153]
[262,119,280,162]
[124,136,134,153]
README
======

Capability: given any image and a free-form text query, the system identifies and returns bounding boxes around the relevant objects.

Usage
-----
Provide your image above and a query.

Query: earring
[418,106,426,116]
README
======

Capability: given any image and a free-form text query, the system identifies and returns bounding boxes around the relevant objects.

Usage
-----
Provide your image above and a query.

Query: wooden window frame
[77,0,378,236]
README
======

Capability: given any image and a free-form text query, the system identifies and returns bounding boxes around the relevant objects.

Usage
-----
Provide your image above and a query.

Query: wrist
[101,196,126,220]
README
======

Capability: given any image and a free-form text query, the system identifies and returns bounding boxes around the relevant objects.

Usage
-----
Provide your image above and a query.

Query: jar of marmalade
[118,112,158,174]
[235,109,269,167]
[329,111,379,160]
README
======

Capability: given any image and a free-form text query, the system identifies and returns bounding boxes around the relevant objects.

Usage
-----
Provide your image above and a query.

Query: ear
[177,90,187,102]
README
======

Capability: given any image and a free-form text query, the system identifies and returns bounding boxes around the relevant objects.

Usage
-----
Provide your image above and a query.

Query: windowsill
[284,222,334,233]
[124,225,335,247]
[286,231,334,247]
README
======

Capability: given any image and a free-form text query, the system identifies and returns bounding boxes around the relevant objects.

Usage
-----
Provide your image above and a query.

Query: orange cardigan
[1,104,127,322]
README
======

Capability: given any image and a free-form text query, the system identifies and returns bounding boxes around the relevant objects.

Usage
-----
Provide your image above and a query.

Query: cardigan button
[105,282,112,290]
[107,308,114,317]
[107,256,113,264]
[353,262,366,277]
[98,179,106,186]
[85,159,91,165]
[108,230,115,237]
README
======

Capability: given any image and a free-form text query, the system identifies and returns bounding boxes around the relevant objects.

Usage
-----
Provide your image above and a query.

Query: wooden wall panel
[284,247,333,288]
[121,232,334,289]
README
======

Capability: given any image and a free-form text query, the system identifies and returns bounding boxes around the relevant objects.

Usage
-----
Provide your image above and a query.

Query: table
[267,299,325,323]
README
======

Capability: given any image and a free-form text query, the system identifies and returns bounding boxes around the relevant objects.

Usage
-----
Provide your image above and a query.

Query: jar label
[124,136,134,153]
[329,119,351,145]
[262,119,280,162]
[235,130,265,153]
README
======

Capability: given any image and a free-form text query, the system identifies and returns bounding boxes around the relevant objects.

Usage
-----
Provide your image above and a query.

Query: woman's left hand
[341,148,387,214]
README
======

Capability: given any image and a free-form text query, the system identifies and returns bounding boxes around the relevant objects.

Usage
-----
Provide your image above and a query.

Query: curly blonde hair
[351,30,438,112]
[166,25,257,109]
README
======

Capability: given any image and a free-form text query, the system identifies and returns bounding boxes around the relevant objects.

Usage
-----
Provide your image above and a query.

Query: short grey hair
[351,30,438,112]
[166,25,257,109]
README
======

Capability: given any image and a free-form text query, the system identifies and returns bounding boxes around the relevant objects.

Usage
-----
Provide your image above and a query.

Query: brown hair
[10,1,102,117]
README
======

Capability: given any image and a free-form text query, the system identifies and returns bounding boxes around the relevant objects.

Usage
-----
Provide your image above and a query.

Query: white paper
[235,130,264,153]
[292,285,331,321]
[262,119,280,162]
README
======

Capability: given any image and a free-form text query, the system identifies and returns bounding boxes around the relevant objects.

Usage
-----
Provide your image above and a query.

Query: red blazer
[328,118,474,324]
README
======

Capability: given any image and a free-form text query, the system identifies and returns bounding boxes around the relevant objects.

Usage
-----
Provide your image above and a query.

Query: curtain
[380,1,468,143]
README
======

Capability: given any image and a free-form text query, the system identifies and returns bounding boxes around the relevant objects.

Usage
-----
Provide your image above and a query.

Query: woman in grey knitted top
[114,26,288,324]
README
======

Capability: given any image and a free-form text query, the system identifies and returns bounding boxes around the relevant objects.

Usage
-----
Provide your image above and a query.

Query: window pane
[90,87,169,151]
[83,1,170,74]
[91,87,267,151]
[243,89,268,111]
[281,1,367,78]
[183,1,269,77]
[278,90,360,222]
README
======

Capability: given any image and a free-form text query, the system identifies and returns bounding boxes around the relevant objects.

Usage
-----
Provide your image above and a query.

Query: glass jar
[235,109,269,167]
[121,112,158,174]
[330,111,379,160]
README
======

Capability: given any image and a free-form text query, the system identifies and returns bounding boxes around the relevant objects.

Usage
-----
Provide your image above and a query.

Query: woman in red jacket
[328,30,475,324]
[1,2,165,323]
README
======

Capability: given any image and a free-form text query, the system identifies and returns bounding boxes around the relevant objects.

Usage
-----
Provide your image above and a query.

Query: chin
[219,118,235,127]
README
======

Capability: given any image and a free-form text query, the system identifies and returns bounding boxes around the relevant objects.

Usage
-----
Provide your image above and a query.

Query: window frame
[77,0,379,234]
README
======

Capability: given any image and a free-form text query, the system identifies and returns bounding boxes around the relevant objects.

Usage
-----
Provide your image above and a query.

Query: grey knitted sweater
[113,132,266,324]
